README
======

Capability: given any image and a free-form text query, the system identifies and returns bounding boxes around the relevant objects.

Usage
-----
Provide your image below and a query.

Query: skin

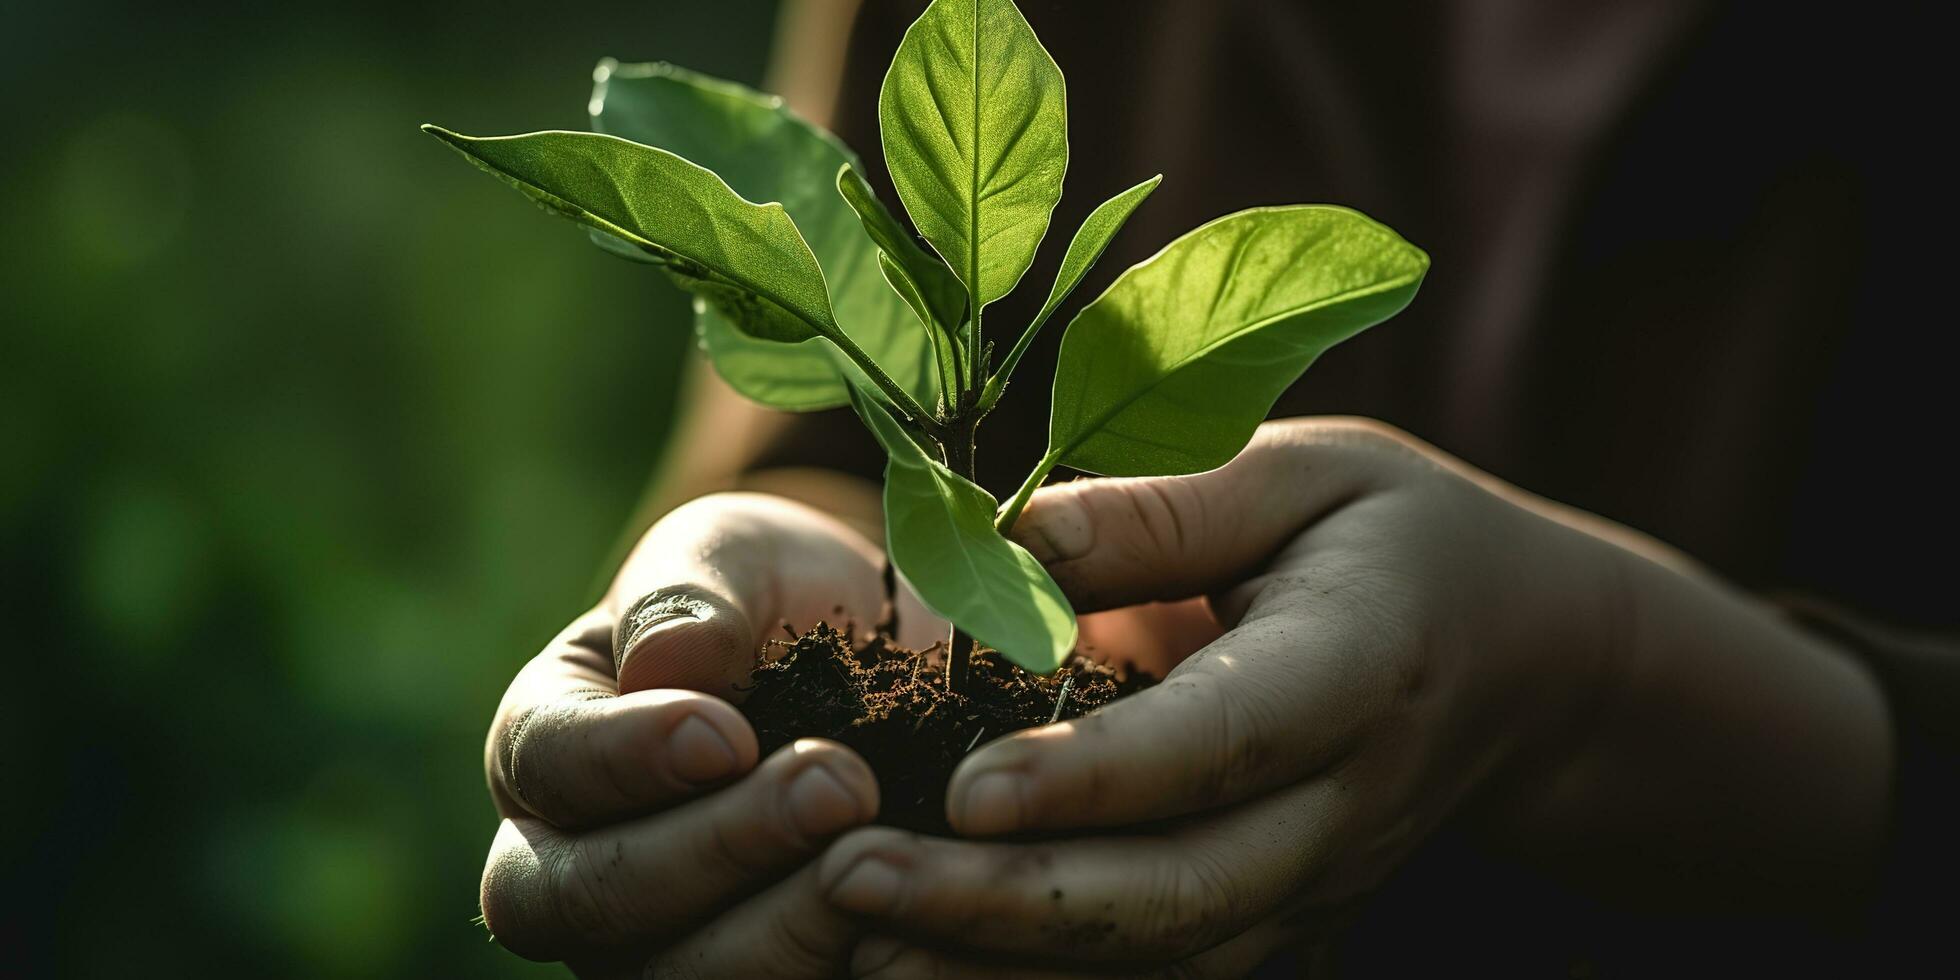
[823,418,1892,976]
[478,418,1891,977]
[479,494,939,976]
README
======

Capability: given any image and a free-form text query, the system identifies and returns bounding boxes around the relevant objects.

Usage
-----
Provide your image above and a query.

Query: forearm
[625,361,883,541]
[1484,538,1892,915]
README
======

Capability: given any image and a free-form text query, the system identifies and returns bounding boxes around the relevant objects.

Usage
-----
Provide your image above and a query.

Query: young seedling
[423,0,1428,691]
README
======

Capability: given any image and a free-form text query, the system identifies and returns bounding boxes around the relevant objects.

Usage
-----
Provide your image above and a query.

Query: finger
[1009,418,1406,612]
[948,592,1388,836]
[821,780,1353,965]
[648,864,858,979]
[953,426,1424,837]
[608,493,895,696]
[491,684,760,829]
[848,904,1318,979]
[486,609,758,827]
[483,739,878,961]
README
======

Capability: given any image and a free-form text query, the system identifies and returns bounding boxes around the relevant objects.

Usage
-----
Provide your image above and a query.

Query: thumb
[1007,419,1395,612]
[606,493,893,698]
[613,585,757,698]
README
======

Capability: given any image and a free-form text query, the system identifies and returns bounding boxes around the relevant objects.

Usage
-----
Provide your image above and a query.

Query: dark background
[4,1,779,974]
[5,0,1950,976]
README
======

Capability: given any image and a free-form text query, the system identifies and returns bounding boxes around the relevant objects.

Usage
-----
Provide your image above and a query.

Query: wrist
[1467,502,1634,797]
[1476,529,1892,911]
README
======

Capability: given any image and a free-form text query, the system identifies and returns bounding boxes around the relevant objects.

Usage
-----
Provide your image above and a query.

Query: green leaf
[847,386,1076,673]
[589,60,938,410]
[1048,205,1430,476]
[880,0,1068,309]
[694,302,849,412]
[1033,174,1161,333]
[878,251,962,405]
[982,174,1161,411]
[837,164,967,335]
[422,125,836,345]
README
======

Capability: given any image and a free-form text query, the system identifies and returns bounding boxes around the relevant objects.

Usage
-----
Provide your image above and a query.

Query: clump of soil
[739,621,1151,834]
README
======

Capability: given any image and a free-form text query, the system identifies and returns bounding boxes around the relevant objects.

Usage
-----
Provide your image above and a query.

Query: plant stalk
[977,305,1058,413]
[828,329,938,434]
[942,415,979,692]
[995,448,1061,535]
[969,302,984,393]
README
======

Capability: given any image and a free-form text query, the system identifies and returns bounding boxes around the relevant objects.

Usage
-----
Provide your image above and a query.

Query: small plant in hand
[426,0,1427,831]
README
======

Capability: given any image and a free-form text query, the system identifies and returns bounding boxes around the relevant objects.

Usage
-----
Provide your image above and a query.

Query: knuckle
[818,826,915,891]
[548,836,636,952]
[757,906,837,976]
[1132,855,1214,954]
[897,841,1037,936]
[694,755,818,881]
[1178,675,1270,806]
[1184,682,1237,806]
[701,795,774,879]
[489,703,536,800]
[1117,479,1199,565]
[558,608,620,669]
[1166,848,1241,951]
[501,701,584,824]
[487,618,619,809]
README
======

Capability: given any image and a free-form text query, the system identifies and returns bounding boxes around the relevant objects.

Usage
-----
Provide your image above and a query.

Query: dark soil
[739,620,1152,834]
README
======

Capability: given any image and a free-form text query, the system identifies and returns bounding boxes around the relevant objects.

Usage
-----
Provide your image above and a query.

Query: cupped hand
[815,419,1881,980]
[479,492,942,977]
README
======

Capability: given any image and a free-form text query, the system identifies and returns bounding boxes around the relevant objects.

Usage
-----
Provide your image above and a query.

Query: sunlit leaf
[838,163,966,336]
[589,61,939,410]
[880,0,1067,309]
[984,174,1160,409]
[422,126,837,345]
[1048,205,1429,476]
[848,386,1075,672]
[1032,174,1160,335]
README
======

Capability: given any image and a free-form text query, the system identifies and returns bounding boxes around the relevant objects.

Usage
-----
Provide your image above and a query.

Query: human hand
[818,418,1889,977]
[479,492,942,977]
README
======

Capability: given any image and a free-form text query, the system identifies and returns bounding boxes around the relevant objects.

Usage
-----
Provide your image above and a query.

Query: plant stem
[995,448,1061,535]
[969,303,984,393]
[943,419,976,476]
[947,623,975,692]
[977,305,1059,414]
[946,315,967,403]
[926,316,957,416]
[828,329,937,433]
[943,415,979,692]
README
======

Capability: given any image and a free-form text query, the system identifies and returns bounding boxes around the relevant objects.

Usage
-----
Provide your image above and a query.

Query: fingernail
[786,764,866,837]
[617,592,712,657]
[850,936,909,977]
[669,715,740,783]
[828,857,904,915]
[957,771,1026,836]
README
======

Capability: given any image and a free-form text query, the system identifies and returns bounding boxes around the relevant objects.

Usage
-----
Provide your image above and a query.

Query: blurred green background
[4,1,781,974]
